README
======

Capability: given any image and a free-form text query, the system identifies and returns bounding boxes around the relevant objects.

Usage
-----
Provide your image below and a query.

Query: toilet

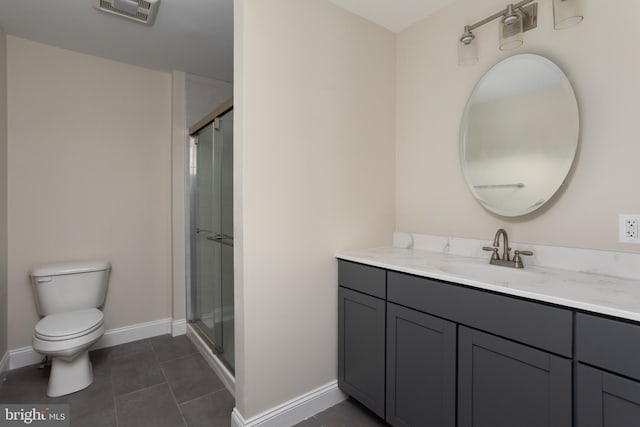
[29,260,111,397]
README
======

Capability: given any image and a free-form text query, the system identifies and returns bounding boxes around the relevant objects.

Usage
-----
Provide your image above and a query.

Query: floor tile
[103,339,155,361]
[0,364,52,404]
[0,336,244,427]
[293,417,322,427]
[150,335,197,363]
[110,349,165,396]
[116,383,185,427]
[67,380,116,427]
[179,389,234,427]
[88,349,112,385]
[312,399,387,427]
[0,336,243,427]
[161,353,225,403]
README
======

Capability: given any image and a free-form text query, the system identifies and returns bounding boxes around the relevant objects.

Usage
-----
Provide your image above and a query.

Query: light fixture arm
[466,0,536,32]
[457,0,581,66]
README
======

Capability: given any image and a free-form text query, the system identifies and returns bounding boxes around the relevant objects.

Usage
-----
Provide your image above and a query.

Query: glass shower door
[192,109,234,370]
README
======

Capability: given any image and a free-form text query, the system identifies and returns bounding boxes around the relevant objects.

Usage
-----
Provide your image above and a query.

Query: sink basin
[439,262,543,285]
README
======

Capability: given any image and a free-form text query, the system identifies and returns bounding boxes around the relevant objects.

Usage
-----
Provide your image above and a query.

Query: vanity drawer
[338,260,386,299]
[387,271,573,357]
[576,313,640,381]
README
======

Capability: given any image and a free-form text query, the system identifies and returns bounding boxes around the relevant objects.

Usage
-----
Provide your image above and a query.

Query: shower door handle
[207,234,234,247]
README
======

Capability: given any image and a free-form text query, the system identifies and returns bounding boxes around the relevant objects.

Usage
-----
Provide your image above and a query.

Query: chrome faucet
[493,228,510,261]
[482,228,533,269]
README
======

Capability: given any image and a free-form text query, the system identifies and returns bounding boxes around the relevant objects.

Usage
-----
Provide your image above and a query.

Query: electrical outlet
[626,219,639,238]
[619,215,640,243]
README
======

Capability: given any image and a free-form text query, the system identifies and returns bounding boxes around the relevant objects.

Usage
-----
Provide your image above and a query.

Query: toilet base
[47,351,94,397]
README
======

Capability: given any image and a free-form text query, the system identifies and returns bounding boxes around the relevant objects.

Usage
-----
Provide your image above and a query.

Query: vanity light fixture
[553,0,583,29]
[499,4,524,51]
[458,0,582,66]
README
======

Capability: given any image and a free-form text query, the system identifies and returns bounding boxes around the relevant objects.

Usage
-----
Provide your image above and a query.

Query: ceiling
[328,0,456,33]
[0,0,453,82]
[0,0,234,82]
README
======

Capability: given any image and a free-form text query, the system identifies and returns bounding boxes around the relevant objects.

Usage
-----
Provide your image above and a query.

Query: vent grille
[99,0,149,20]
[93,0,160,25]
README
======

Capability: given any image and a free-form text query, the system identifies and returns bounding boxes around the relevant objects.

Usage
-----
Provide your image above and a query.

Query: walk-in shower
[188,99,234,371]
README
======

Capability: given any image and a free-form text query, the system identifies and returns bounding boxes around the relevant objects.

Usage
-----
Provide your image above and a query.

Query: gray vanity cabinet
[337,260,577,427]
[577,364,640,427]
[337,261,386,418]
[576,313,640,426]
[458,326,572,427]
[386,302,456,427]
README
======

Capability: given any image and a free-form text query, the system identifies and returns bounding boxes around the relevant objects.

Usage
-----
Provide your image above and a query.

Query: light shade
[458,26,478,66]
[553,0,583,29]
[499,8,523,51]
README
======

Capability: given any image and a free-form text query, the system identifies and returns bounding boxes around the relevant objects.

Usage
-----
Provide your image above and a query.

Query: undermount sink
[439,261,543,284]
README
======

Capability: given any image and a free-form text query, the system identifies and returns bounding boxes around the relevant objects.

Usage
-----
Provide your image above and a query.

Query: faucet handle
[482,246,500,260]
[513,250,533,268]
[515,250,533,257]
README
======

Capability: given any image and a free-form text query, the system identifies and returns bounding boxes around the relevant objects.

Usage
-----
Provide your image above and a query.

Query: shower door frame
[186,97,234,371]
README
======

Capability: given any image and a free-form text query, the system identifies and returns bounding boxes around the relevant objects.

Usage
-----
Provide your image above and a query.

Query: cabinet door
[386,303,456,427]
[458,326,571,427]
[577,364,640,427]
[338,287,386,418]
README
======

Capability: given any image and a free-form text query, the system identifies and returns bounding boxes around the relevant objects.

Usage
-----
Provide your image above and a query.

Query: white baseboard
[186,324,235,397]
[94,317,171,350]
[0,351,9,375]
[172,318,187,337]
[8,346,42,369]
[231,381,346,427]
[8,317,173,370]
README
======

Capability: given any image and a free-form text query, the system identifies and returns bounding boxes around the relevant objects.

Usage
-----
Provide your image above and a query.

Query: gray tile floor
[294,398,388,427]
[0,335,234,427]
[0,335,385,427]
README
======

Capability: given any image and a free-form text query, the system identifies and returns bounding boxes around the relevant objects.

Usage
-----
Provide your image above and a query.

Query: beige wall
[235,0,395,418]
[397,0,640,251]
[0,26,7,359]
[7,37,172,349]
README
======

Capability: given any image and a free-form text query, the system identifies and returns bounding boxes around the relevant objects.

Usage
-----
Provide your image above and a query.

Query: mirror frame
[459,54,580,217]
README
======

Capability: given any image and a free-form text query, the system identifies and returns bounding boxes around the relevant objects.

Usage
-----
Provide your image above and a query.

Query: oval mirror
[460,54,579,217]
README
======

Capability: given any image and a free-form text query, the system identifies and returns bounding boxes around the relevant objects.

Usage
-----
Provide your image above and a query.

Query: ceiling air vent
[92,0,160,25]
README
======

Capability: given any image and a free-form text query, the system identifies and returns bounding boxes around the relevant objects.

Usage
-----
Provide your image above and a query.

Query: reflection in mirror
[460,54,579,217]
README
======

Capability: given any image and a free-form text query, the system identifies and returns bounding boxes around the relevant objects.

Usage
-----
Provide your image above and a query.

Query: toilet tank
[30,260,111,316]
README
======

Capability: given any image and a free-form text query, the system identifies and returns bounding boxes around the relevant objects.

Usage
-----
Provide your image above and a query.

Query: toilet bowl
[30,261,110,397]
[32,308,104,396]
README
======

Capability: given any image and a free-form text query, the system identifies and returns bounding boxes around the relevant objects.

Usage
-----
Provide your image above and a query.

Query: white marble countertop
[336,246,640,323]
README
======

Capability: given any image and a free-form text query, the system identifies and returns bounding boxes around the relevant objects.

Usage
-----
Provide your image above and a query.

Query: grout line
[177,387,230,408]
[104,340,154,363]
[109,354,120,427]
[155,343,188,425]
[104,336,201,426]
[149,338,199,365]
[157,350,200,366]
[164,372,188,427]
[113,381,168,399]
[148,338,162,364]
[112,385,120,427]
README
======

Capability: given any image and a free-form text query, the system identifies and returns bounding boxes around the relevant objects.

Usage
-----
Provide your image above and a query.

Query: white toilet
[29,260,111,397]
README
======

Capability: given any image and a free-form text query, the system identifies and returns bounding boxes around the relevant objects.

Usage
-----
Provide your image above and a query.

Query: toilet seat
[33,323,104,355]
[35,308,104,341]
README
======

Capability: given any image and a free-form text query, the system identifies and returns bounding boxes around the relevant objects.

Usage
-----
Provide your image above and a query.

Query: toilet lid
[35,308,104,341]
